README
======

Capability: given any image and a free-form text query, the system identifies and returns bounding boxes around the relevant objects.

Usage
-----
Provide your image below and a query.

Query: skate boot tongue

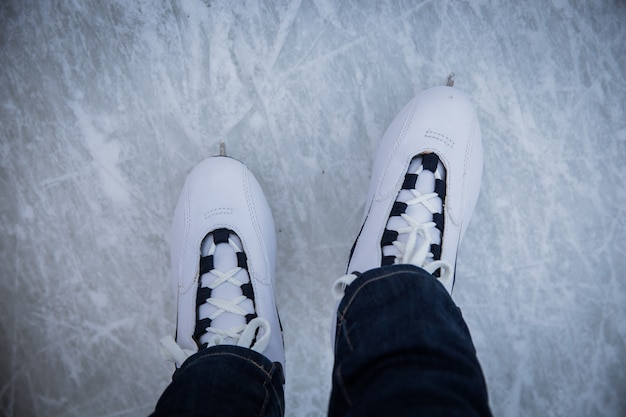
[195,229,263,350]
[333,154,452,301]
[383,154,450,277]
[159,228,271,367]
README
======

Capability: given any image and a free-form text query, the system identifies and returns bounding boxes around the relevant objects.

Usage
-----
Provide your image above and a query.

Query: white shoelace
[160,236,271,367]
[159,317,271,367]
[332,160,452,300]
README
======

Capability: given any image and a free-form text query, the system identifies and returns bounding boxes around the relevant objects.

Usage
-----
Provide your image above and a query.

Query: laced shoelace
[159,318,270,366]
[332,156,452,300]
[160,234,270,367]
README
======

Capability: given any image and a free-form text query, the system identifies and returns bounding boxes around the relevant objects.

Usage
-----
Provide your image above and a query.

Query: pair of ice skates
[159,85,483,373]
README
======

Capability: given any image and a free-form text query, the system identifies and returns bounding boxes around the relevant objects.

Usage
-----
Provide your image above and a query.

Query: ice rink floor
[1,1,625,416]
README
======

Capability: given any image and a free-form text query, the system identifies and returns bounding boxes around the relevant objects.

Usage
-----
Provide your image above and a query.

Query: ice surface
[1,1,625,416]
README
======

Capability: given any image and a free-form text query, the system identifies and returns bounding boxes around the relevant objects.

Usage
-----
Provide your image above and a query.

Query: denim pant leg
[328,264,492,417]
[151,345,285,417]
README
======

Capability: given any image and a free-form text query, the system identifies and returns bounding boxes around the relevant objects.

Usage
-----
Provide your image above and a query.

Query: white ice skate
[160,152,285,371]
[333,84,483,300]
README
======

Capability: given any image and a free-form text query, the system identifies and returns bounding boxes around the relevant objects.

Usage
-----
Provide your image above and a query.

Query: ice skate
[160,153,284,371]
[333,85,483,299]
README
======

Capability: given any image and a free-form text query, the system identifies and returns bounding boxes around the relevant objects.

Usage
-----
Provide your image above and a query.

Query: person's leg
[329,85,491,416]
[151,155,285,417]
[329,265,490,417]
[152,345,283,417]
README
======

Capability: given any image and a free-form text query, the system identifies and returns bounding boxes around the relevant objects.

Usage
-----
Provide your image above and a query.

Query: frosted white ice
[1,1,625,416]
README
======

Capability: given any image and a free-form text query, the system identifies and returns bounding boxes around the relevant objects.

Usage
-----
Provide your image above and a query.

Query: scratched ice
[1,1,625,416]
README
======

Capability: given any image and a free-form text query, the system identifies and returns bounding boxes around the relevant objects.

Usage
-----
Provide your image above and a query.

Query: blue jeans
[151,265,492,416]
